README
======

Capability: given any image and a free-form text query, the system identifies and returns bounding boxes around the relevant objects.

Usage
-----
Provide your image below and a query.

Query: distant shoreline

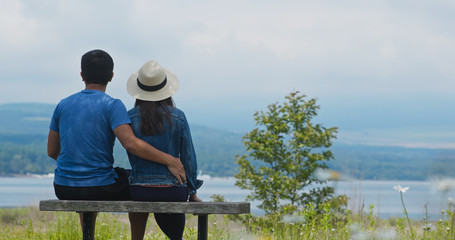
[0,173,54,178]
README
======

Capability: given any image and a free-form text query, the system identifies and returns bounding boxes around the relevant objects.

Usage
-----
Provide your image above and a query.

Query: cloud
[1,0,455,104]
[0,0,43,49]
[122,0,455,99]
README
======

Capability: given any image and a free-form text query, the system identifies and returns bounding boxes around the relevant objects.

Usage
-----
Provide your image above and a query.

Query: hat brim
[127,68,179,101]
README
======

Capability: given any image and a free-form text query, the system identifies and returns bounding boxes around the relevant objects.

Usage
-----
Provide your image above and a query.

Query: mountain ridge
[0,102,454,180]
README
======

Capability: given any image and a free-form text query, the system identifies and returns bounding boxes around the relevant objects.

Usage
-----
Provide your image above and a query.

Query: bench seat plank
[39,200,250,214]
[40,200,250,240]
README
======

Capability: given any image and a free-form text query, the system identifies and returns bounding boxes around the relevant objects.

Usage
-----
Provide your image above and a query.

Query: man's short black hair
[81,49,114,85]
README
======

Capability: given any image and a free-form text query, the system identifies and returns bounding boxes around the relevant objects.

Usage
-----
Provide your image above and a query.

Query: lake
[0,176,452,220]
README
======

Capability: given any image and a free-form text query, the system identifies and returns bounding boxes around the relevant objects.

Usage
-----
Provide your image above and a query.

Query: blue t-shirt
[49,90,131,187]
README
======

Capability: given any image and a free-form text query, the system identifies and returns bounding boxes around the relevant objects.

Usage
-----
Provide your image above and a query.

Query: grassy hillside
[0,103,54,135]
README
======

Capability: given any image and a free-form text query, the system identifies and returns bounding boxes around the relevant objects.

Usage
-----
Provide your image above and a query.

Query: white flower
[422,223,436,232]
[431,178,455,192]
[393,185,409,193]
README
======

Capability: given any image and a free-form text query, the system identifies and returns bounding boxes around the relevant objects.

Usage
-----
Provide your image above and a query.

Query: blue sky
[1,0,455,147]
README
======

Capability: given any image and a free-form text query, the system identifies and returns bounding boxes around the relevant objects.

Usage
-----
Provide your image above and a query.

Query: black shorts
[54,167,131,201]
[130,185,188,202]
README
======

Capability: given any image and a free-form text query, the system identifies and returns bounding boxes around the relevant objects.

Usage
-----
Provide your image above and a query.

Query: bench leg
[82,212,96,240]
[197,214,208,240]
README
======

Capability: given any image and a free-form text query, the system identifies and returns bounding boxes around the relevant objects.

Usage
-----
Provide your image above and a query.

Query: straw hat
[126,60,179,101]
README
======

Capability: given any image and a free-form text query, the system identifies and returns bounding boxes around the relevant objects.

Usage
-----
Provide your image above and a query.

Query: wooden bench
[39,199,250,240]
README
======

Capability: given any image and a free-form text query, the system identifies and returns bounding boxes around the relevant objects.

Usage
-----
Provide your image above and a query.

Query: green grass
[1,205,455,239]
[0,207,251,239]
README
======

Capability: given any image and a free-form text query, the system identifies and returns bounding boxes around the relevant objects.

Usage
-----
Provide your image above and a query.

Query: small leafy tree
[235,91,338,214]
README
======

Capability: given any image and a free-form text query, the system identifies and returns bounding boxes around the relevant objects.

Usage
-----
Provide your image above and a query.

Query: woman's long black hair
[135,97,175,136]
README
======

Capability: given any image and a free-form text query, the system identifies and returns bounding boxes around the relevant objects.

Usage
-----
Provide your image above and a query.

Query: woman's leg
[154,213,185,240]
[129,212,149,240]
[130,186,188,239]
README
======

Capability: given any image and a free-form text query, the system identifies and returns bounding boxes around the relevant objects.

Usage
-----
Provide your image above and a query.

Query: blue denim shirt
[127,106,202,195]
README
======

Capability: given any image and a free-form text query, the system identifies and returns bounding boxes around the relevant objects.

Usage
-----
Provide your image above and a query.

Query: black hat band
[137,76,167,92]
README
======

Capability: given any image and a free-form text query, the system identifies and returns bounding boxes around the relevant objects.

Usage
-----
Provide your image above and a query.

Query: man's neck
[85,83,107,92]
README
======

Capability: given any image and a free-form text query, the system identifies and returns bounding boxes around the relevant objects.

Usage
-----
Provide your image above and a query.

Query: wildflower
[422,223,435,232]
[431,177,455,192]
[394,184,414,236]
[393,185,409,193]
[449,197,454,206]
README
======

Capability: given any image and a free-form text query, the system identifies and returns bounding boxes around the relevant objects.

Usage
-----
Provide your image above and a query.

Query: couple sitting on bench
[47,49,202,240]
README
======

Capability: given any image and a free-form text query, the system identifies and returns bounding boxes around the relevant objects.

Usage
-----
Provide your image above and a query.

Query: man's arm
[47,130,60,160]
[113,124,186,184]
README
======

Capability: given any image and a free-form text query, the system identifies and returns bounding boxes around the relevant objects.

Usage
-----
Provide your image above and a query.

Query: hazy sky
[1,0,455,146]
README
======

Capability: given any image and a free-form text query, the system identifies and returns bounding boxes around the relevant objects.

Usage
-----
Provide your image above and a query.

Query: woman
[126,60,202,240]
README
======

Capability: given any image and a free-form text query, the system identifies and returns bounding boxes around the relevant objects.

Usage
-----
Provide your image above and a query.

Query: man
[47,49,186,237]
